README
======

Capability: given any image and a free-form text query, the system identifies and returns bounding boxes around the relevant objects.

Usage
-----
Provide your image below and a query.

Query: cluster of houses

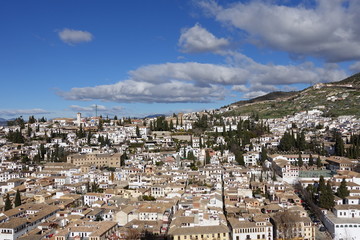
[0,109,359,240]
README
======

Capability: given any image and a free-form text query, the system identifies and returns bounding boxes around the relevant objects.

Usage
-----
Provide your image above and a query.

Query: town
[0,107,359,240]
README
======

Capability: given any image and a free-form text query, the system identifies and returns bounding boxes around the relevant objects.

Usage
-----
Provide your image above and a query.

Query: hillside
[334,72,360,86]
[232,91,299,106]
[224,73,360,118]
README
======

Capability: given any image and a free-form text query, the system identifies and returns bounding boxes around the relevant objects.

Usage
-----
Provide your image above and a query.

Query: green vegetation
[4,193,12,211]
[142,195,156,201]
[14,189,21,207]
[222,76,360,118]
[336,179,350,199]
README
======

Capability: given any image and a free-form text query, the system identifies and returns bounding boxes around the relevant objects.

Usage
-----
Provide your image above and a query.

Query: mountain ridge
[223,72,360,118]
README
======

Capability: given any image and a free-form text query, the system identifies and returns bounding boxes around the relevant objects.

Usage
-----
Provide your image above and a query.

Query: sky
[1,0,360,120]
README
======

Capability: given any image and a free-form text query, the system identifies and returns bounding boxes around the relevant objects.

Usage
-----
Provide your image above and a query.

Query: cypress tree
[14,189,21,207]
[298,152,303,167]
[316,156,322,168]
[336,178,350,199]
[308,153,314,166]
[334,132,345,156]
[136,125,140,138]
[205,150,211,165]
[235,150,244,166]
[170,120,174,130]
[319,180,335,209]
[4,193,12,211]
[260,147,268,163]
[318,176,326,194]
[272,171,277,181]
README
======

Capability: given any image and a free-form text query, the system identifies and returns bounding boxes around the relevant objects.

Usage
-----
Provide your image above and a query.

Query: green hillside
[224,73,360,118]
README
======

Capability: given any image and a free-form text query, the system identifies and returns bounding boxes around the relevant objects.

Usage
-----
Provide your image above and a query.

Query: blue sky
[1,0,360,119]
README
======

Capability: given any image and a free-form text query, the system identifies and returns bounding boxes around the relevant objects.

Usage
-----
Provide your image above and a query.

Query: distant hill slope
[232,91,299,106]
[224,73,360,118]
[334,72,360,86]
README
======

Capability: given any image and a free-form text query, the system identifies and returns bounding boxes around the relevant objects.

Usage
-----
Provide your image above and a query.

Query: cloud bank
[199,0,360,62]
[0,108,50,117]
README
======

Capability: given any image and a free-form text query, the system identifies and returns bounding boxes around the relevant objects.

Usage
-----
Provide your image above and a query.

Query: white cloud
[227,52,347,85]
[0,108,50,117]
[58,28,93,45]
[231,85,248,92]
[59,79,226,103]
[199,0,360,62]
[58,55,347,103]
[178,23,230,53]
[129,62,248,86]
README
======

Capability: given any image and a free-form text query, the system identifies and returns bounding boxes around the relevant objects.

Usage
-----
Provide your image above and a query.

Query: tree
[296,131,307,151]
[205,150,211,165]
[187,150,196,161]
[27,124,32,138]
[334,132,345,156]
[336,179,350,199]
[142,195,156,201]
[260,147,268,163]
[308,153,314,166]
[278,131,295,151]
[136,125,140,138]
[235,150,245,166]
[272,171,277,181]
[120,152,127,166]
[318,176,326,194]
[87,131,92,145]
[170,120,174,130]
[4,193,12,211]
[6,129,25,143]
[86,182,91,192]
[319,181,335,209]
[28,115,36,124]
[14,189,21,207]
[298,152,303,167]
[316,156,322,168]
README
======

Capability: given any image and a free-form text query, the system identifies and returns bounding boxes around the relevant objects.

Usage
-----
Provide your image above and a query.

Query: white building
[323,205,360,240]
[229,218,273,240]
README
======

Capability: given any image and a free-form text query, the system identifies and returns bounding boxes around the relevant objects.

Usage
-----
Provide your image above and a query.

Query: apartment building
[67,153,122,168]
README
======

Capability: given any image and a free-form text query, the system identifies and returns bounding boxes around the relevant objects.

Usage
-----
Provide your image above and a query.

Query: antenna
[95,104,98,117]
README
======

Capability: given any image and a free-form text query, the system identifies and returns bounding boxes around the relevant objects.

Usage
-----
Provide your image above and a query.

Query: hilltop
[223,73,360,118]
